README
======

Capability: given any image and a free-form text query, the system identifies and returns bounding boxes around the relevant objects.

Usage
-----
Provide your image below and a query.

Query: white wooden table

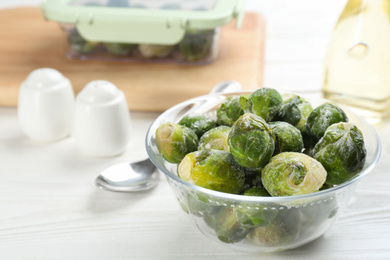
[1,1,390,259]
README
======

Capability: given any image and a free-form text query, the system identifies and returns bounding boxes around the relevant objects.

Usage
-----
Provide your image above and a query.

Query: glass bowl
[145,91,381,252]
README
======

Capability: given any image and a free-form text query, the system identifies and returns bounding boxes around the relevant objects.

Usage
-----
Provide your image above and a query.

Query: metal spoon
[95,80,243,192]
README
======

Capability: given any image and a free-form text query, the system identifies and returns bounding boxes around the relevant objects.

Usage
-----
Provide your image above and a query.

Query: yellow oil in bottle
[323,0,390,123]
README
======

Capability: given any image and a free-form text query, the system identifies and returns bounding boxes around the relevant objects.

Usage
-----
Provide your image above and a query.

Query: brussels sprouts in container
[179,113,216,138]
[41,0,244,64]
[275,94,313,134]
[305,103,349,141]
[198,126,231,151]
[228,113,275,169]
[67,29,99,55]
[217,95,247,127]
[146,88,381,252]
[269,121,304,155]
[178,149,245,194]
[103,42,137,56]
[240,88,283,122]
[155,122,198,164]
[261,152,327,196]
[313,122,367,185]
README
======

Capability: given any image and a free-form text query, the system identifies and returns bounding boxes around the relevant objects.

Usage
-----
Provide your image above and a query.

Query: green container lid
[41,0,245,45]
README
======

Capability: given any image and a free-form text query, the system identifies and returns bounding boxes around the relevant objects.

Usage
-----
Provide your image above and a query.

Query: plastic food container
[40,0,245,64]
[145,91,381,252]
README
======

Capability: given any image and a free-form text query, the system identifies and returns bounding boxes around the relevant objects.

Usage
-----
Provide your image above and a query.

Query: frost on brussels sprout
[155,123,198,164]
[298,197,338,227]
[243,186,271,197]
[198,126,231,152]
[178,149,245,194]
[216,95,246,127]
[274,94,313,134]
[179,30,214,62]
[242,168,262,191]
[178,113,216,138]
[103,42,137,56]
[240,88,283,122]
[138,44,174,58]
[228,113,275,169]
[204,207,250,244]
[313,122,367,185]
[247,209,301,247]
[261,152,327,196]
[234,188,278,229]
[305,103,348,141]
[269,122,304,155]
[68,29,99,54]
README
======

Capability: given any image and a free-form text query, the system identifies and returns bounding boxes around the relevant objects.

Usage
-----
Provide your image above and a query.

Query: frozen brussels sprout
[204,207,250,244]
[242,168,262,190]
[274,94,313,134]
[262,152,327,196]
[305,103,348,141]
[217,95,246,126]
[187,193,220,217]
[178,113,216,138]
[298,197,338,227]
[178,149,245,194]
[228,113,275,169]
[247,209,301,247]
[198,126,231,151]
[243,186,271,197]
[179,30,214,62]
[269,122,304,155]
[240,88,283,122]
[313,122,366,185]
[155,123,198,164]
[138,44,174,58]
[103,42,136,56]
[68,29,99,54]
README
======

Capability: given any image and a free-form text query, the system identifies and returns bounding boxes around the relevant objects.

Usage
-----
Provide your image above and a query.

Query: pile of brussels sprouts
[67,28,214,62]
[155,87,367,245]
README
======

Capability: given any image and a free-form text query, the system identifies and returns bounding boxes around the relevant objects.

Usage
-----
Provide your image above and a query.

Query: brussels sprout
[305,103,348,141]
[178,113,216,138]
[243,186,271,197]
[216,95,247,126]
[198,126,231,151]
[261,152,327,196]
[298,197,338,227]
[204,207,250,244]
[155,123,198,164]
[138,44,174,58]
[68,29,99,54]
[269,122,304,155]
[242,168,262,190]
[187,193,220,217]
[240,88,283,122]
[313,122,366,185]
[274,94,313,134]
[228,113,275,169]
[179,30,214,61]
[247,208,301,247]
[103,42,136,56]
[178,149,245,194]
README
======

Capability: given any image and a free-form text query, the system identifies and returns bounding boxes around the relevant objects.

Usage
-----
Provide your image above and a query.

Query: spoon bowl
[96,158,159,192]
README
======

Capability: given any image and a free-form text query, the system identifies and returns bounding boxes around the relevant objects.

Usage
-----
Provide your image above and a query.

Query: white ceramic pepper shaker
[18,68,74,142]
[72,80,131,157]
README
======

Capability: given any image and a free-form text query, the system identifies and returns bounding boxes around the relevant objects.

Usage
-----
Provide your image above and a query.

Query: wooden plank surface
[0,8,264,112]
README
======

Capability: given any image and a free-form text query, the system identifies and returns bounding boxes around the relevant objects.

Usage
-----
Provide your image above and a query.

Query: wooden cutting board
[0,8,264,112]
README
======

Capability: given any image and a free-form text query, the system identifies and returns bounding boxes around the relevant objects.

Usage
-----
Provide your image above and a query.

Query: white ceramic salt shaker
[18,68,74,142]
[72,80,131,157]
